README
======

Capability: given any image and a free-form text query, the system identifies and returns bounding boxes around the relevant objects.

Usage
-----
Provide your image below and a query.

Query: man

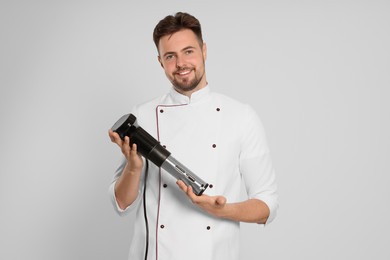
[108,12,278,260]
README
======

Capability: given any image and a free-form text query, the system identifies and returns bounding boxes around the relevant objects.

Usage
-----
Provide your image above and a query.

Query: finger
[186,185,198,202]
[109,130,123,146]
[130,143,137,153]
[130,143,141,159]
[124,136,130,147]
[121,136,131,155]
[187,185,193,195]
[176,180,188,192]
[108,129,116,142]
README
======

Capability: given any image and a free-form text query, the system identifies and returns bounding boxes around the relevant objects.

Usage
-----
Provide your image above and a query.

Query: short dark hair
[153,12,203,50]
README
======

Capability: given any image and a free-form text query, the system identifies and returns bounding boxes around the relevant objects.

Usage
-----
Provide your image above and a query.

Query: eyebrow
[182,46,195,52]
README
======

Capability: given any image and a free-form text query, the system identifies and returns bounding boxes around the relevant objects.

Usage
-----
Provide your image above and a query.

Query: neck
[175,77,208,98]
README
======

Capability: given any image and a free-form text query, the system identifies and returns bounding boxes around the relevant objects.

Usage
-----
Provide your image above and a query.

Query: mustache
[174,67,194,74]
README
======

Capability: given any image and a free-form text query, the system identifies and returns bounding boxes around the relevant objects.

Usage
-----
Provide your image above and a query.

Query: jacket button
[207,226,211,230]
[216,108,220,111]
[212,144,216,148]
[163,184,167,188]
[160,225,165,229]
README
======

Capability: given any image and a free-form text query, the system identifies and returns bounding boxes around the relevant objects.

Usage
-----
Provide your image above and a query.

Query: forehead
[158,29,201,53]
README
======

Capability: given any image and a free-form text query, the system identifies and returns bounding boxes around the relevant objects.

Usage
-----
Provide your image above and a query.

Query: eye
[165,54,175,61]
[185,50,194,55]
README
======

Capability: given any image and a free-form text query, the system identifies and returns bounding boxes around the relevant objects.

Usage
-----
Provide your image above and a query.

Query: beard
[171,65,205,93]
[172,75,201,92]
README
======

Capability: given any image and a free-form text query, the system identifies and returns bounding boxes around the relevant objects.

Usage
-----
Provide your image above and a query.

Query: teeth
[178,70,191,75]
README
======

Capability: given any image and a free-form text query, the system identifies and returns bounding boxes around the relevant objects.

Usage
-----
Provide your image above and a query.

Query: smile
[176,69,192,76]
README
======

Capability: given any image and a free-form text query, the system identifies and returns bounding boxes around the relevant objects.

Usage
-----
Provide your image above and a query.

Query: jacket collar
[169,85,210,105]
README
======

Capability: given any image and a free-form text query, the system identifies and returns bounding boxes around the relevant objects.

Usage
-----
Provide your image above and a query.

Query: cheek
[163,63,175,74]
[193,55,204,66]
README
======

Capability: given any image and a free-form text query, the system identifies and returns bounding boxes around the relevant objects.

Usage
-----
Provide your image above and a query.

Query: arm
[177,181,270,224]
[109,130,143,210]
[176,105,278,224]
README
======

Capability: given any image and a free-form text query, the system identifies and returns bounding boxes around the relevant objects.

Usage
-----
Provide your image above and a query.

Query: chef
[108,12,278,260]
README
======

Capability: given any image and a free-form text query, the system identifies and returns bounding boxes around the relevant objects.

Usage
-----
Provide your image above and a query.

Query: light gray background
[1,0,389,259]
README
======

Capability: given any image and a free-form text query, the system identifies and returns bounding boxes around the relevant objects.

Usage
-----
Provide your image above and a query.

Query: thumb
[215,196,226,206]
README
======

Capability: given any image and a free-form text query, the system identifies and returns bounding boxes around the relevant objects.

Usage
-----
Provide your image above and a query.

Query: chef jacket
[109,85,278,260]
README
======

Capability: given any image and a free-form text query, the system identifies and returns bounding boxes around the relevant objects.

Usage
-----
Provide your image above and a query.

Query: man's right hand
[108,129,144,174]
[109,129,144,210]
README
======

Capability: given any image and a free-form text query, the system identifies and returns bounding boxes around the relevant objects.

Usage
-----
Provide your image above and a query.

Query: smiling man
[158,28,207,94]
[109,12,278,260]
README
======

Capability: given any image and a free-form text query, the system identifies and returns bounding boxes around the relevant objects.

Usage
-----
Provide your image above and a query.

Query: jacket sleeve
[239,105,279,225]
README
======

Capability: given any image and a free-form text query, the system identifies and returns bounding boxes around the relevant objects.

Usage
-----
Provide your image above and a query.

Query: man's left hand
[176,180,227,218]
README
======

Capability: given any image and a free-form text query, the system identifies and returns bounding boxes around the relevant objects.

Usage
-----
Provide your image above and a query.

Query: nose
[175,54,186,68]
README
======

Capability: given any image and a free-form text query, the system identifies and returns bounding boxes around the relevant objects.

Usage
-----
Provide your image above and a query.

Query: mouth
[175,68,193,77]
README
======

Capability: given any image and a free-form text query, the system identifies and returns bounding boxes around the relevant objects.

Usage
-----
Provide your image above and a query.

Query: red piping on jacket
[154,103,187,260]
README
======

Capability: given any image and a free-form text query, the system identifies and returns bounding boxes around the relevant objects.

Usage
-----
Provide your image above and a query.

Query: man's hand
[109,129,144,210]
[108,129,143,173]
[177,180,270,223]
[176,180,227,218]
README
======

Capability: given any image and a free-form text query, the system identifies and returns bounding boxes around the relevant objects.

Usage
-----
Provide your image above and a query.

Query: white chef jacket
[109,85,278,260]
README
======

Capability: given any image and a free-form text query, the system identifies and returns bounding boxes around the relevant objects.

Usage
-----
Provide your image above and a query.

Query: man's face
[158,29,207,95]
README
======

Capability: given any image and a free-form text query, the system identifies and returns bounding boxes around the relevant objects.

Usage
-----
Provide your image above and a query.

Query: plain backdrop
[1,0,389,259]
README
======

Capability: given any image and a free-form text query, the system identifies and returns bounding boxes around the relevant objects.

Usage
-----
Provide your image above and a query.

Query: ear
[158,55,164,68]
[202,42,207,61]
